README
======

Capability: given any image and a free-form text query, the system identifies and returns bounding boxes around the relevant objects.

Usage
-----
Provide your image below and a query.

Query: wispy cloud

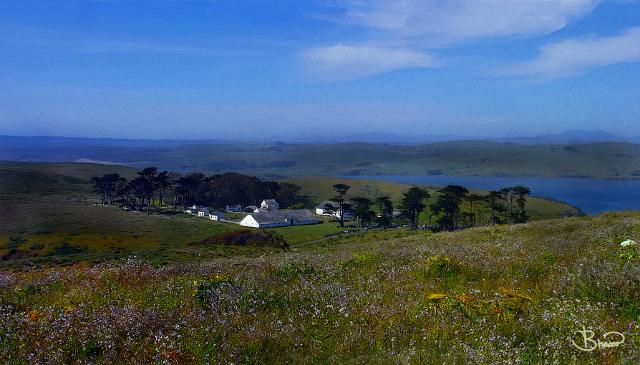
[302,0,601,80]
[504,26,640,79]
[300,45,439,81]
[342,0,600,45]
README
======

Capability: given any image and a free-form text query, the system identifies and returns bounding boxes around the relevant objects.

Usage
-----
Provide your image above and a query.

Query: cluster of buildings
[184,205,225,221]
[187,199,323,229]
[187,198,401,229]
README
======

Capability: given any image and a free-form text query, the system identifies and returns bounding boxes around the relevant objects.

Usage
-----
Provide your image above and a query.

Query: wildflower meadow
[1,212,639,363]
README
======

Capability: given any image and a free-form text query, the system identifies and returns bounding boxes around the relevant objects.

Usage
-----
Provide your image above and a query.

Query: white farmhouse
[315,201,353,220]
[239,210,320,228]
[260,199,280,211]
[225,204,242,212]
[197,207,210,217]
[185,205,207,215]
[208,211,225,221]
[315,201,337,216]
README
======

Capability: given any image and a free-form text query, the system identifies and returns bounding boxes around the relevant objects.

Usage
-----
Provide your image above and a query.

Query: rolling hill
[2,136,640,178]
[0,162,580,269]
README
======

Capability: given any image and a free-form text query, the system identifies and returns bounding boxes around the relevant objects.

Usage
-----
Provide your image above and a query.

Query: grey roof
[262,199,278,205]
[317,201,338,209]
[249,210,319,224]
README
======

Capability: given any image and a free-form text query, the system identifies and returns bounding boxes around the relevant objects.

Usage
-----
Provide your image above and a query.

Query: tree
[499,187,514,222]
[375,196,394,228]
[401,187,430,230]
[465,194,484,227]
[351,197,375,227]
[91,173,125,205]
[137,167,158,214]
[276,182,302,208]
[330,183,351,227]
[91,176,107,205]
[511,186,531,223]
[433,185,468,230]
[176,173,205,209]
[487,191,505,224]
[154,171,170,206]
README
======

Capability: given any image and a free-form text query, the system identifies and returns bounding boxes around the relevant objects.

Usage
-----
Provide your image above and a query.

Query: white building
[197,207,210,217]
[315,201,353,220]
[225,204,242,212]
[185,205,206,215]
[239,210,320,228]
[260,199,280,211]
[208,211,225,221]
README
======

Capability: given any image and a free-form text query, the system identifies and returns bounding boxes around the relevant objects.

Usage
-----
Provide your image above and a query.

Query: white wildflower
[621,239,637,247]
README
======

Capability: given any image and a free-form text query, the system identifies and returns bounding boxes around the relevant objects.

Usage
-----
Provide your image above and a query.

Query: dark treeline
[91,167,305,213]
[326,183,532,231]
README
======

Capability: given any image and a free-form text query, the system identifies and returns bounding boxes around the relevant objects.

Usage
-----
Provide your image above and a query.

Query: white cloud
[505,26,640,79]
[342,0,600,45]
[300,44,439,81]
[303,0,602,80]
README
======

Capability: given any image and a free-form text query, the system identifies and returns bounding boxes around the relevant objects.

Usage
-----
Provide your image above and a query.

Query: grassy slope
[0,162,581,269]
[288,176,581,220]
[3,141,640,178]
[2,212,639,363]
[0,163,348,269]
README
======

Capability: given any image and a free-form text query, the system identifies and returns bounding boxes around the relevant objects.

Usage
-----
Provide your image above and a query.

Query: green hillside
[2,141,640,178]
[288,176,581,220]
[0,162,579,269]
[2,212,639,363]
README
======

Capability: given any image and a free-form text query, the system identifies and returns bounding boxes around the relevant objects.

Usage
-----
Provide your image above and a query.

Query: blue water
[349,175,640,215]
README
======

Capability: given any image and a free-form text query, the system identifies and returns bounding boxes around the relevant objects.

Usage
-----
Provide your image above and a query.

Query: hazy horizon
[2,128,639,145]
[1,1,639,140]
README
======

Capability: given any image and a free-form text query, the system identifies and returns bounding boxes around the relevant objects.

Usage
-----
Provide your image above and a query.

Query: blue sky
[0,0,639,140]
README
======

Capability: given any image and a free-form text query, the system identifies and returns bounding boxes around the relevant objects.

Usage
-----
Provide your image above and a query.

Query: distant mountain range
[1,129,639,147]
[1,135,639,179]
[291,130,640,145]
[494,130,640,145]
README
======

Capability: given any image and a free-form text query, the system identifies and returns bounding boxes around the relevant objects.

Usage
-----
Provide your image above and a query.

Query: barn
[239,210,320,228]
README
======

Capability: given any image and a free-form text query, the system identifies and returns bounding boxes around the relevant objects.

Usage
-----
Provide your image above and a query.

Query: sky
[0,0,639,140]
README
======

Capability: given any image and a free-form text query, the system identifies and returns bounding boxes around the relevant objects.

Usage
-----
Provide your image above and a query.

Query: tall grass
[1,212,639,363]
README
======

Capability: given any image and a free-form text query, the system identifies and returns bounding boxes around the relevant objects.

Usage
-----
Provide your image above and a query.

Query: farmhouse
[239,210,320,228]
[197,207,210,217]
[315,201,353,220]
[225,204,242,212]
[208,211,225,221]
[260,199,280,211]
[185,205,207,215]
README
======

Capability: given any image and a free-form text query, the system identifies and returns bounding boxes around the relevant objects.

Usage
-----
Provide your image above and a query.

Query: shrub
[272,262,315,281]
[194,230,289,249]
[425,255,460,279]
[29,242,45,251]
[47,242,87,256]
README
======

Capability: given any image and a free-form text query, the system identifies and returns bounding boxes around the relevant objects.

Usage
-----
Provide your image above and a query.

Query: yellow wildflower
[456,293,475,304]
[427,293,447,301]
[499,287,532,302]
[27,310,41,321]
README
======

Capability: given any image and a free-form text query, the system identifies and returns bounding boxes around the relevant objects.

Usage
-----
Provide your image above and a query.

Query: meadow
[1,212,639,363]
